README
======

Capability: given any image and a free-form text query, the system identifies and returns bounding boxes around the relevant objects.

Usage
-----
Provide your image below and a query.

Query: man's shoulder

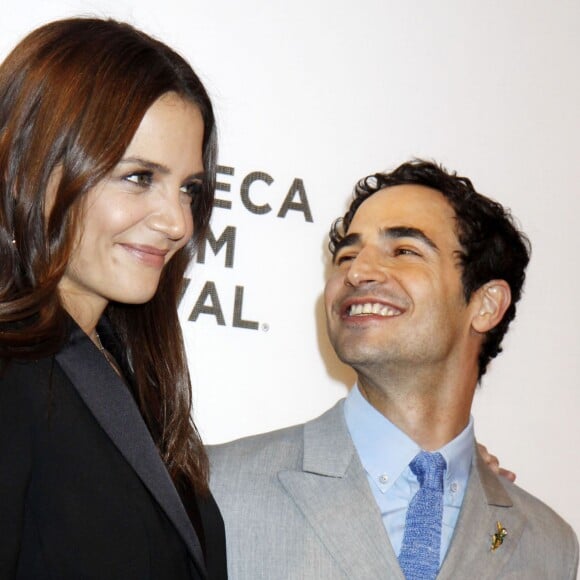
[207,420,308,501]
[208,399,346,477]
[497,478,578,575]
[505,478,578,542]
[208,420,306,466]
[472,459,579,572]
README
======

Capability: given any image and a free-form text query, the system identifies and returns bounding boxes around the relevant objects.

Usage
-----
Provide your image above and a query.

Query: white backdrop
[3,0,578,548]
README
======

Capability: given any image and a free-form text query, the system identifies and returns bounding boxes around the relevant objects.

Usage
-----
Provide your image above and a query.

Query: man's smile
[347,302,402,317]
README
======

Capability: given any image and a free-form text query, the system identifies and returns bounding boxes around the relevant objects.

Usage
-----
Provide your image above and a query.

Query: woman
[0,18,226,579]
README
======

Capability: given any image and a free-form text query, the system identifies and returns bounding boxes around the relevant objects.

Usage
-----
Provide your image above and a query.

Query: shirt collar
[344,385,474,492]
[344,385,419,493]
[438,413,474,486]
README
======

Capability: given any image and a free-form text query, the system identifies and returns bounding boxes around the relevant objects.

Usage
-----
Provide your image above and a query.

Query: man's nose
[345,246,387,287]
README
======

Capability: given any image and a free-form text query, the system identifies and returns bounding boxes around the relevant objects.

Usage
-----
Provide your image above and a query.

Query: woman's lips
[120,243,168,268]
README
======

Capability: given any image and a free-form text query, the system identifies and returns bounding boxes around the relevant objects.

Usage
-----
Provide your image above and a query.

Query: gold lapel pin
[490,521,508,551]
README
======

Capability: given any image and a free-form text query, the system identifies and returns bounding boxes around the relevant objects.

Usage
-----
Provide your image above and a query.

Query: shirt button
[450,482,459,493]
[379,474,389,484]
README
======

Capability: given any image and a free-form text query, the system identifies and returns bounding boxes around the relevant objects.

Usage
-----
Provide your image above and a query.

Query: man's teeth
[348,303,400,317]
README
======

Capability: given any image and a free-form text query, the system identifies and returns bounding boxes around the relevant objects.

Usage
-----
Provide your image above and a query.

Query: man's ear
[471,280,511,333]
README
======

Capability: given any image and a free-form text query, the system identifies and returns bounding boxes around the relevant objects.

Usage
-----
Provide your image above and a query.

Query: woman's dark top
[0,323,227,579]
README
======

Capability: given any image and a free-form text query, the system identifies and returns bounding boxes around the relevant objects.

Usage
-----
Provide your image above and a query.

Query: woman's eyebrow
[118,157,204,180]
[118,157,170,174]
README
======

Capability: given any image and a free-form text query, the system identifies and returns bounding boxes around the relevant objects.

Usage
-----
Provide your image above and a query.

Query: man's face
[324,184,480,377]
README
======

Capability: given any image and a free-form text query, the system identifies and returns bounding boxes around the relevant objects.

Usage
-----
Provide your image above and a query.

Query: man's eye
[336,254,355,265]
[395,247,420,257]
[181,180,203,197]
[125,172,153,187]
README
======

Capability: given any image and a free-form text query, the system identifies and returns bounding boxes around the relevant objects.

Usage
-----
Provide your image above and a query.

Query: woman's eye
[125,172,153,187]
[181,180,203,197]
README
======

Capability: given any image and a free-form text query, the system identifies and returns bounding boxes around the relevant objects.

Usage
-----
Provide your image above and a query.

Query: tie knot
[410,451,446,491]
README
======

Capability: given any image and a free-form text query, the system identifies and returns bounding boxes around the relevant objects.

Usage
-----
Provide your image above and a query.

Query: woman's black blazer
[0,325,227,579]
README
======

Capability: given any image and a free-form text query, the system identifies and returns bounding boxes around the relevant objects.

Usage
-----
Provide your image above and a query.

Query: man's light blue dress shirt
[344,385,474,566]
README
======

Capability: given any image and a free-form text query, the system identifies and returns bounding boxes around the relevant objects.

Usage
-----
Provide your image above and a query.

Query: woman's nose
[145,191,190,241]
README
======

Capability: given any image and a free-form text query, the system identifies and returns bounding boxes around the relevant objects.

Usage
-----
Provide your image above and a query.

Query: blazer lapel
[438,445,527,579]
[278,402,405,580]
[55,324,207,578]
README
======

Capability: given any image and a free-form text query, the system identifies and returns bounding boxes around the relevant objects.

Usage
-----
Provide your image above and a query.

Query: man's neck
[357,364,477,451]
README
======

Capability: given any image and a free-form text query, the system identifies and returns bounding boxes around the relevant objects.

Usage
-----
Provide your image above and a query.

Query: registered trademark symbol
[261,323,270,332]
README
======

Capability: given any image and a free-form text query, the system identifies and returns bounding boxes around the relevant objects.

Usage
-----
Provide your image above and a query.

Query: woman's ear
[471,280,511,333]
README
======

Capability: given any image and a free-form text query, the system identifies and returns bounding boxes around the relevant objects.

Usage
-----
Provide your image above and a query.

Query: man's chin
[334,344,386,368]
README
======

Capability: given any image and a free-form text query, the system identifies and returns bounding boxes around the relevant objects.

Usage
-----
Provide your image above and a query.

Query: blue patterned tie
[398,451,447,580]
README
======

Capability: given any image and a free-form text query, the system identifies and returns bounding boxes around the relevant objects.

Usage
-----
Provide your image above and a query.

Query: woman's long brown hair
[0,18,217,494]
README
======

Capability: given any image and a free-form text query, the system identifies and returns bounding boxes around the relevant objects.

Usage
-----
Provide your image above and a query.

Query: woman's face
[58,92,204,328]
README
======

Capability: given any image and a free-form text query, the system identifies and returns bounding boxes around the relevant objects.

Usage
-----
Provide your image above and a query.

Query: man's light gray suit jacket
[209,401,578,579]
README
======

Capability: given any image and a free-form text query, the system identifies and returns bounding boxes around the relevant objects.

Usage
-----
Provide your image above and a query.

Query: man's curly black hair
[329,159,531,380]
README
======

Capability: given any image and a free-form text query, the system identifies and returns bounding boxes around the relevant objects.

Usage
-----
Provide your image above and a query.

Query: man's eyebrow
[118,157,204,180]
[332,233,360,261]
[382,226,439,251]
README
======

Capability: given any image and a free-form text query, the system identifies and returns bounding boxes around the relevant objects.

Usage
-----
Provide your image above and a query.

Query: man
[209,160,578,579]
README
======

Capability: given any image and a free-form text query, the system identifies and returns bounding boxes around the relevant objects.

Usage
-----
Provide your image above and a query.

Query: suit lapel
[55,324,207,578]
[279,409,528,580]
[278,402,405,580]
[438,445,526,579]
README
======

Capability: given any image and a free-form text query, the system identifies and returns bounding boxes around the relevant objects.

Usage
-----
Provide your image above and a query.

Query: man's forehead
[348,184,456,232]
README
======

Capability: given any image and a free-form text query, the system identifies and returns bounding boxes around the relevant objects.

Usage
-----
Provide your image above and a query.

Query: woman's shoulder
[0,356,59,402]
[0,357,62,438]
[1,355,56,375]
